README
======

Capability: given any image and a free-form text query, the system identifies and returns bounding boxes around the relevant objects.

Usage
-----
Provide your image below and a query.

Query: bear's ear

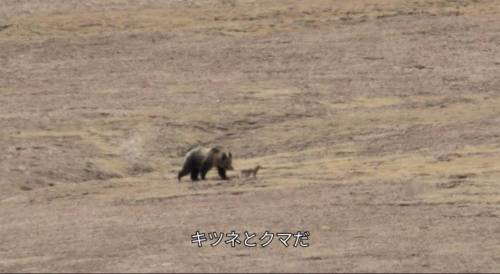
[221,153,228,161]
[228,152,232,158]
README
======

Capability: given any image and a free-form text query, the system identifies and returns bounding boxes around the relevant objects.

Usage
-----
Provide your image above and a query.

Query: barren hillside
[1,0,499,272]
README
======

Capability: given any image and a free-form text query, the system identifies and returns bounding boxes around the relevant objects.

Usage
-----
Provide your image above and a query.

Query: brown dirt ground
[1,0,499,272]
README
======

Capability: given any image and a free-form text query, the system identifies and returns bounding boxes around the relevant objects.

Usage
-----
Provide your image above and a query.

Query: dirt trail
[1,0,499,272]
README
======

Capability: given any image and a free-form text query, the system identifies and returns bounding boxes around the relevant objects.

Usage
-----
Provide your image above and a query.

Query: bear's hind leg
[201,169,209,180]
[178,166,190,182]
[200,161,212,180]
[190,168,200,181]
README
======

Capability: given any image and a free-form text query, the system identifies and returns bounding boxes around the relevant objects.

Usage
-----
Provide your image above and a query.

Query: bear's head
[220,152,233,171]
[211,147,234,171]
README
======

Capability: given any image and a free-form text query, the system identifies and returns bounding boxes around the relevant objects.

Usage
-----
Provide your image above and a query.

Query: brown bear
[177,146,233,181]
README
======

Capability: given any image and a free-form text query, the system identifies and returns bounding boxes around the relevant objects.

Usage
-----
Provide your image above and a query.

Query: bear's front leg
[217,167,229,180]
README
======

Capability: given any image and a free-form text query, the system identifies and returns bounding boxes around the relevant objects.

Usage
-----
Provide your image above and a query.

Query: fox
[240,165,262,178]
